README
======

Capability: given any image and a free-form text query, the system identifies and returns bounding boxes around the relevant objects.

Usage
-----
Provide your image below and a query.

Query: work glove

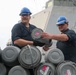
[45,39,53,47]
[33,40,45,47]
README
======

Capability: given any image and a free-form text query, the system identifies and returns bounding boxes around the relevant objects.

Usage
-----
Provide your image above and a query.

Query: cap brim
[19,13,32,16]
[56,20,66,26]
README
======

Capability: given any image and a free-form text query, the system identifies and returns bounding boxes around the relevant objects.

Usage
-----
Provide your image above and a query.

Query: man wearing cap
[42,16,76,63]
[11,7,47,48]
[11,7,50,75]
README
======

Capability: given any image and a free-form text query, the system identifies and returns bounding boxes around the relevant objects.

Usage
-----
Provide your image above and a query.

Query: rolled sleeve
[66,30,76,42]
[12,24,22,41]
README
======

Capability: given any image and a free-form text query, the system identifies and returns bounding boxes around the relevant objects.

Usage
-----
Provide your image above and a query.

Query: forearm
[51,34,69,41]
[14,39,33,46]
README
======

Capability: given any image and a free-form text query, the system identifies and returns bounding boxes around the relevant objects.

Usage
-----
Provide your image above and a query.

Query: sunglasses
[57,24,65,26]
[21,14,30,16]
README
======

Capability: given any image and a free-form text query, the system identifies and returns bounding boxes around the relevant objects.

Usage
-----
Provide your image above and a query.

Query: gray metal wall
[45,6,76,34]
[30,0,76,48]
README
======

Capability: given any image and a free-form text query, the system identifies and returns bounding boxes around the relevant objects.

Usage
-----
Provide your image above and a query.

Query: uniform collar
[61,29,69,33]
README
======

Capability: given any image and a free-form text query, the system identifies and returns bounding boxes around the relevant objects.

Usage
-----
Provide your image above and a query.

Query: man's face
[57,24,68,32]
[21,14,31,24]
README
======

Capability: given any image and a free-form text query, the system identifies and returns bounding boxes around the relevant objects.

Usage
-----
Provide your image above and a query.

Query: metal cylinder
[56,61,76,75]
[1,46,21,66]
[31,28,43,40]
[45,48,64,64]
[0,48,2,62]
[0,63,7,75]
[34,62,55,75]
[18,45,41,69]
[31,28,52,47]
[8,65,30,75]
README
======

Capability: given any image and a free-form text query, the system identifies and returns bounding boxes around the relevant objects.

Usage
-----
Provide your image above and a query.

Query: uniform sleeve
[11,24,22,41]
[66,30,76,42]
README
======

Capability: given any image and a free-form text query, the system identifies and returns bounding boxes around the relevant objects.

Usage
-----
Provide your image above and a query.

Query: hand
[43,45,49,51]
[45,39,53,47]
[33,40,45,47]
[41,32,52,39]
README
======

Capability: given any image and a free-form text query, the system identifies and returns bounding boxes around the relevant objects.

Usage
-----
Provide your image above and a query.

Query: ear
[67,23,69,26]
[29,16,31,20]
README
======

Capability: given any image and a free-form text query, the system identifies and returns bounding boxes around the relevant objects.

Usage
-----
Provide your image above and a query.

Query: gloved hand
[45,39,52,47]
[33,40,45,47]
[43,46,49,51]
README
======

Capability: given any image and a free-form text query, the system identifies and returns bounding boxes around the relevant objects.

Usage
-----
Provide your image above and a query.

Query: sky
[0,0,48,49]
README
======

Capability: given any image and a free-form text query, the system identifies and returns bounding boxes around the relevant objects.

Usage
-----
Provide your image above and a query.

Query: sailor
[11,7,50,75]
[41,16,76,63]
[11,7,47,49]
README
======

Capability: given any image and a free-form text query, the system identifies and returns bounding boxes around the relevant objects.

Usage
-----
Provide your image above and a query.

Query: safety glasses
[21,14,30,16]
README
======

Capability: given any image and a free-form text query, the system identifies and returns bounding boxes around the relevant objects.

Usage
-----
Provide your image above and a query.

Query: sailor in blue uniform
[42,16,76,63]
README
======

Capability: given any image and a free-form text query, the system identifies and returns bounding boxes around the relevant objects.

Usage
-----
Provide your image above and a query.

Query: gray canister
[18,45,41,69]
[8,65,30,75]
[31,28,52,47]
[0,48,2,62]
[1,46,21,66]
[45,48,64,64]
[0,63,7,75]
[56,61,76,75]
[31,28,43,40]
[35,62,55,75]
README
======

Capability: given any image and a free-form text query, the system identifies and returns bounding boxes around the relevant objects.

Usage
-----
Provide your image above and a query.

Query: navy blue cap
[19,7,32,16]
[56,16,68,26]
